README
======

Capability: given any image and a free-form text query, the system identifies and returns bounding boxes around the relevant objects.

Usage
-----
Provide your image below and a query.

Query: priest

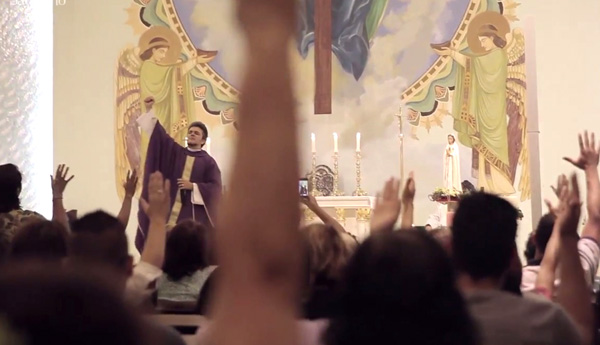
[135,97,222,252]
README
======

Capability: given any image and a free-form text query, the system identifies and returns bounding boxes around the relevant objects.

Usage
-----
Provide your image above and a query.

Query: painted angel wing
[505,28,530,201]
[115,47,142,201]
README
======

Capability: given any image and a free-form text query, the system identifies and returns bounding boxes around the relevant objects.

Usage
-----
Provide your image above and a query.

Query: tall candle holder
[332,152,344,196]
[311,152,321,196]
[353,151,367,196]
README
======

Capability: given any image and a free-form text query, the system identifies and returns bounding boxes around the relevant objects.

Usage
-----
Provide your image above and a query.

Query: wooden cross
[314,0,332,114]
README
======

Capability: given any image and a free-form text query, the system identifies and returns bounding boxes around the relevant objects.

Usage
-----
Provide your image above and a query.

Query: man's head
[425,224,433,231]
[532,213,556,257]
[69,211,132,289]
[0,164,22,213]
[452,192,519,282]
[187,121,208,148]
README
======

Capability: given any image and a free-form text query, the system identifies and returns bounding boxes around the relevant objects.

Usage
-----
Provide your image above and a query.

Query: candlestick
[311,133,316,153]
[332,151,343,196]
[311,152,321,196]
[353,151,367,196]
[333,132,338,153]
[356,132,361,152]
[206,137,212,155]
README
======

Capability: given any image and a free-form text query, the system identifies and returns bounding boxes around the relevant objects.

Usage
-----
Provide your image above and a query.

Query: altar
[302,195,376,241]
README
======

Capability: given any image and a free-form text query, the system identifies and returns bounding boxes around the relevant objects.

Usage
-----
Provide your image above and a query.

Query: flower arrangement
[428,187,525,220]
[428,187,464,203]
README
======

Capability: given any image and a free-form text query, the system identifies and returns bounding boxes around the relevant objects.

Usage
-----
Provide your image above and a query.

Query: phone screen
[299,179,309,197]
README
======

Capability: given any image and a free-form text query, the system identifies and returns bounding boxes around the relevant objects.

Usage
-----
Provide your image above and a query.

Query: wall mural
[114,0,530,203]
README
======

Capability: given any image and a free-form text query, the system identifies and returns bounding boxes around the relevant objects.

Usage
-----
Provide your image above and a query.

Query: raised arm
[434,48,467,67]
[51,164,74,231]
[370,178,401,233]
[565,132,600,234]
[139,172,171,268]
[400,173,416,229]
[211,1,301,345]
[535,176,567,298]
[556,174,594,345]
[117,170,138,228]
[564,131,600,286]
[301,195,357,248]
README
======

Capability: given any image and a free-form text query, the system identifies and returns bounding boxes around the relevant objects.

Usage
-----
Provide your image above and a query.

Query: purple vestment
[135,122,222,252]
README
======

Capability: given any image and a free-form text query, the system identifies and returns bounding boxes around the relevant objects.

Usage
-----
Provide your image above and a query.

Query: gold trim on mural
[401,0,481,102]
[161,0,240,99]
[168,155,195,226]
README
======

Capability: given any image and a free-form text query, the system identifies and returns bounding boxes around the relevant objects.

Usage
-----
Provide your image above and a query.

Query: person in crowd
[453,190,589,344]
[301,222,350,319]
[325,230,478,345]
[69,198,185,345]
[0,263,143,345]
[8,220,68,262]
[0,164,72,260]
[522,132,600,293]
[156,220,217,314]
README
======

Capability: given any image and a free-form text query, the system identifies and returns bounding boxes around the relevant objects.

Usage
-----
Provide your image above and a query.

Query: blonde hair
[301,224,351,283]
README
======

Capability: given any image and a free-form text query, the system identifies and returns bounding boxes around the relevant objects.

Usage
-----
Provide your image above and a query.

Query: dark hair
[189,121,208,140]
[139,37,170,61]
[0,264,142,345]
[533,213,556,255]
[524,232,536,262]
[163,220,209,281]
[0,164,22,213]
[325,230,478,345]
[477,24,507,48]
[70,211,129,270]
[9,220,68,262]
[452,192,518,280]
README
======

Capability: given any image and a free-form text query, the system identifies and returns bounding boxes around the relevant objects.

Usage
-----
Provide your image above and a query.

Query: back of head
[0,263,142,345]
[163,220,209,281]
[326,230,477,345]
[0,164,22,213]
[70,211,130,273]
[452,192,518,280]
[301,224,350,285]
[533,213,556,256]
[9,220,68,262]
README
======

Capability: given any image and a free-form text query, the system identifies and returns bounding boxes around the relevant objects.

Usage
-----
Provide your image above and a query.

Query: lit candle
[206,137,212,155]
[184,137,188,148]
[333,132,339,153]
[311,133,316,153]
[356,132,361,152]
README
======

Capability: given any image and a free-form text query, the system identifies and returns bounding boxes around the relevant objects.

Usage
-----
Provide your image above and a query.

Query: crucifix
[314,0,332,114]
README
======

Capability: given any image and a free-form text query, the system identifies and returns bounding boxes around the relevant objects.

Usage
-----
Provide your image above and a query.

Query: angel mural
[115,26,236,199]
[430,11,529,199]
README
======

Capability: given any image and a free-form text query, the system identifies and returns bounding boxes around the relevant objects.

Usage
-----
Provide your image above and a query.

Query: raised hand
[545,174,569,216]
[51,164,74,199]
[554,174,582,237]
[564,131,600,171]
[140,172,171,221]
[401,172,416,205]
[123,170,138,198]
[371,178,401,233]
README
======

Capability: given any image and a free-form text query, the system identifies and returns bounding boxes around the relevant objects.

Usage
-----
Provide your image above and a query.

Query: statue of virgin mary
[443,134,461,191]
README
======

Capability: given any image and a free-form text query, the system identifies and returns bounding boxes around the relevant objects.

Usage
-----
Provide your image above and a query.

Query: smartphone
[299,178,309,197]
